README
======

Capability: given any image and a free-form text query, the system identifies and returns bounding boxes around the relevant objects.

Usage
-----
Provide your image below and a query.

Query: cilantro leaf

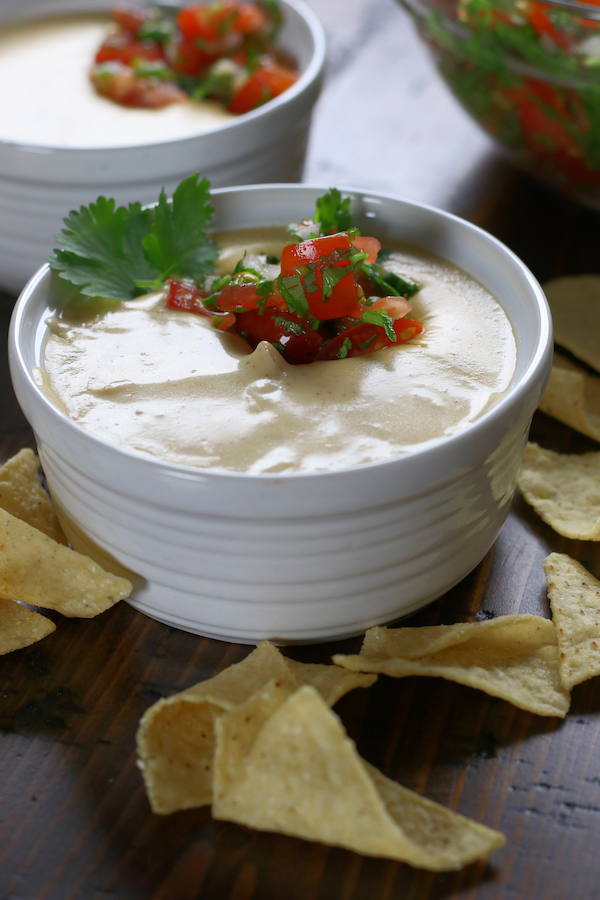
[278,273,309,318]
[49,198,156,301]
[314,188,353,235]
[383,271,419,298]
[48,173,218,302]
[142,174,216,282]
[321,263,350,299]
[359,309,397,342]
[338,337,352,359]
[362,262,419,299]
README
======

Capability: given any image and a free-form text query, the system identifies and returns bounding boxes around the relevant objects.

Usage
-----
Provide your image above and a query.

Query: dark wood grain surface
[2,1,600,897]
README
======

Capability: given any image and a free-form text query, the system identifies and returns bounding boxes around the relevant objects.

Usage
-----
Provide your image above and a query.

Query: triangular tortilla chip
[213,685,505,870]
[136,642,376,814]
[0,507,132,616]
[333,615,570,718]
[544,276,600,375]
[545,553,600,690]
[517,443,600,540]
[538,356,600,443]
[0,597,55,655]
[0,449,67,544]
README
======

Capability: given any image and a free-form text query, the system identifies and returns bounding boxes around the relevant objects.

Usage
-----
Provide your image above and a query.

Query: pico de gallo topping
[48,175,423,365]
[165,190,423,364]
[90,1,298,112]
[412,0,600,193]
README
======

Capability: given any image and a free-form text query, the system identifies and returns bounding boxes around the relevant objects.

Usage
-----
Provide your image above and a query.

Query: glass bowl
[400,0,600,208]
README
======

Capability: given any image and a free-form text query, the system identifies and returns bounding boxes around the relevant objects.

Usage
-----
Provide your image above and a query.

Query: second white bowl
[0,0,325,295]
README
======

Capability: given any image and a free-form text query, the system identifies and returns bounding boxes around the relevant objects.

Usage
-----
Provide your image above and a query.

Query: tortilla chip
[0,449,67,544]
[213,685,505,870]
[538,355,600,443]
[0,597,55,654]
[517,442,600,540]
[544,276,600,374]
[213,678,294,805]
[0,507,132,616]
[545,553,600,689]
[136,641,376,814]
[333,615,570,718]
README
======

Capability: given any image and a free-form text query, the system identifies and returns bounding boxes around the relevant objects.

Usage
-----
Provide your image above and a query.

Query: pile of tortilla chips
[334,552,600,714]
[137,641,506,870]
[518,276,600,537]
[0,448,133,655]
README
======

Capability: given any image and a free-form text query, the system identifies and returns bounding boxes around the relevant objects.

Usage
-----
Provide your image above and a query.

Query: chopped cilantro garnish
[321,263,351,300]
[314,188,353,235]
[383,271,419,298]
[49,174,217,302]
[338,337,352,359]
[362,262,418,299]
[137,15,176,45]
[132,58,172,81]
[256,279,273,313]
[278,274,309,318]
[359,309,397,342]
[266,255,280,265]
[273,316,303,335]
[360,334,377,351]
[191,70,235,103]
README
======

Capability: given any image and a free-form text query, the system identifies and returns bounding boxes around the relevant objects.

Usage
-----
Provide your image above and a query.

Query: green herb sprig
[48,174,217,302]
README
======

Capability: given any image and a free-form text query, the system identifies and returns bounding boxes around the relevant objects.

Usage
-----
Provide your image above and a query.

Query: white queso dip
[0,15,234,148]
[39,228,517,474]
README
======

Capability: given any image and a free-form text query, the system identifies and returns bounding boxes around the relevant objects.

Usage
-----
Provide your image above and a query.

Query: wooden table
[2,2,600,897]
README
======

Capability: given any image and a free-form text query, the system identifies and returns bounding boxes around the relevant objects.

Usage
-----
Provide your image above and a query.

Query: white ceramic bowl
[9,184,552,644]
[0,0,325,295]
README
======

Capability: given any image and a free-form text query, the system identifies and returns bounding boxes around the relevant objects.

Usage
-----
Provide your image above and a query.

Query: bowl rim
[406,0,600,20]
[0,0,326,154]
[9,182,553,484]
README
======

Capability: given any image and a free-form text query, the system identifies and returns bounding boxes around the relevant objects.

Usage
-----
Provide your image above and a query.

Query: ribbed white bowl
[9,185,553,644]
[0,0,325,295]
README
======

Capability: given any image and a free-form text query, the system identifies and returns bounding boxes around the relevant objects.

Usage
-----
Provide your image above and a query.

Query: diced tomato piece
[91,64,186,107]
[177,1,238,42]
[212,281,286,312]
[227,61,298,113]
[315,318,423,362]
[167,280,208,312]
[281,233,352,273]
[281,233,363,320]
[112,4,152,35]
[229,308,324,364]
[367,296,413,318]
[527,3,571,50]
[311,272,363,321]
[165,35,217,75]
[235,3,268,34]
[351,235,380,263]
[167,280,236,328]
[95,34,164,65]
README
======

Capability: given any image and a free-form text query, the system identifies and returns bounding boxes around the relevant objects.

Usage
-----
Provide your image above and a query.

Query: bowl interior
[13,183,552,475]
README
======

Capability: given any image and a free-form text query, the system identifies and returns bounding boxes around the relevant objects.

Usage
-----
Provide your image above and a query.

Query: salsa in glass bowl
[400,0,600,207]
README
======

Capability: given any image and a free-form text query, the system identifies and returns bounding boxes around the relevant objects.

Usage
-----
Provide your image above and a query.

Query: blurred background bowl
[0,0,325,295]
[400,0,600,209]
[9,184,552,645]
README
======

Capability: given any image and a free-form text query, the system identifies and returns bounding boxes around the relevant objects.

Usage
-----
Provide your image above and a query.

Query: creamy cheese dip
[0,15,234,148]
[40,229,517,474]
